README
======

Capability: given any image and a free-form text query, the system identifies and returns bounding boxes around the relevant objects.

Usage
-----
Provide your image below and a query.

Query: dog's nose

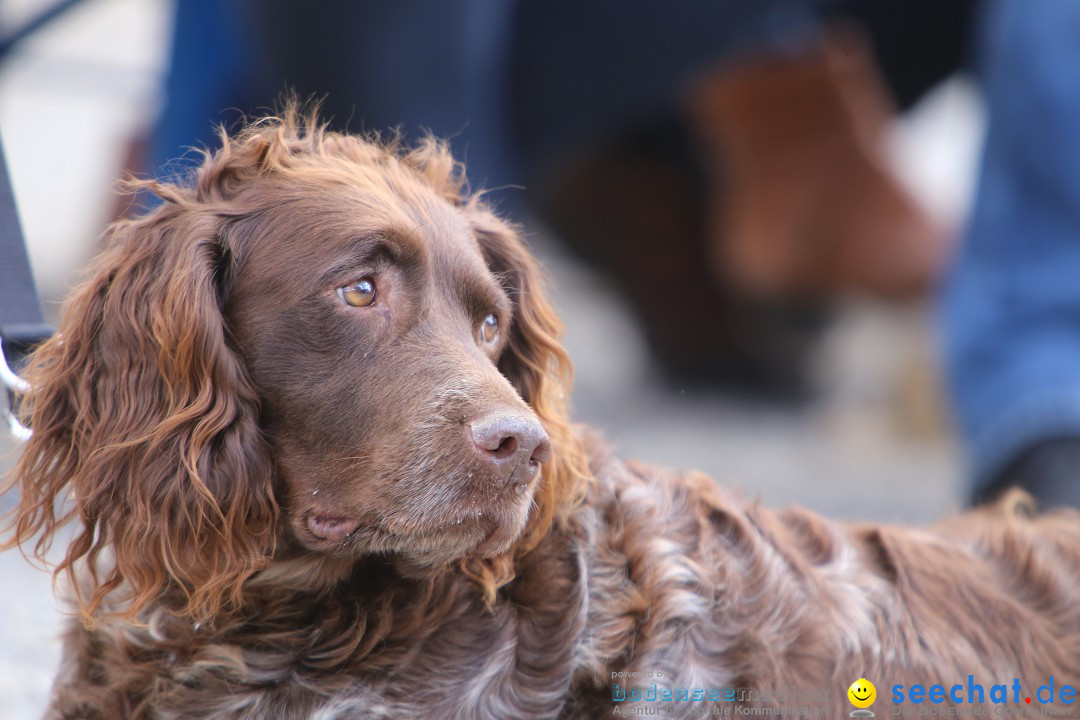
[469,411,551,488]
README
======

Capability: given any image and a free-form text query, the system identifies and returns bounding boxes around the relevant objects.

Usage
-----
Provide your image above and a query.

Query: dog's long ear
[468,206,589,593]
[2,201,277,624]
[472,214,567,413]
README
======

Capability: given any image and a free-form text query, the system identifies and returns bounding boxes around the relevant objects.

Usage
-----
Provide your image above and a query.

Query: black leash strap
[0,135,52,440]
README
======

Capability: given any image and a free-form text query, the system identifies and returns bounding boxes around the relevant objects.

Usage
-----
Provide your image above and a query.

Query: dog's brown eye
[481,314,499,344]
[338,277,376,307]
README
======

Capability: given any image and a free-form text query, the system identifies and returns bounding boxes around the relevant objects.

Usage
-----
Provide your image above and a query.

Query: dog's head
[2,110,587,622]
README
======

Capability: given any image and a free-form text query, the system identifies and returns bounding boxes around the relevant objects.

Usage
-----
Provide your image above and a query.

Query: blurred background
[5,0,1079,716]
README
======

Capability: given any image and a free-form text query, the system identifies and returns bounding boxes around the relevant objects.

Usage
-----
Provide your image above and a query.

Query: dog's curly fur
[4,110,1080,719]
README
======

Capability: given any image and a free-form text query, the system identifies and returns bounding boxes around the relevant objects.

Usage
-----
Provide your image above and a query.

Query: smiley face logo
[848,678,876,709]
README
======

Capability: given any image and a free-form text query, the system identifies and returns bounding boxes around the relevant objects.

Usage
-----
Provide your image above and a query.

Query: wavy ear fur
[465,204,589,600]
[2,202,278,624]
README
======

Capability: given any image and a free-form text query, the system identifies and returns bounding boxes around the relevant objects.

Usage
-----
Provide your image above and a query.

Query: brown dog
[4,110,1080,719]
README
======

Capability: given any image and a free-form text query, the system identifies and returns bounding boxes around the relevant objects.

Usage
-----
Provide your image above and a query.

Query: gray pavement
[0,439,67,720]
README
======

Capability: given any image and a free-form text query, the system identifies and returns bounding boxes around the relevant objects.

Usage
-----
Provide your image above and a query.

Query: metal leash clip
[1,326,51,442]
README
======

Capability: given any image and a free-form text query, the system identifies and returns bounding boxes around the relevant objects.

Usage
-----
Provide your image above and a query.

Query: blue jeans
[943,0,1080,496]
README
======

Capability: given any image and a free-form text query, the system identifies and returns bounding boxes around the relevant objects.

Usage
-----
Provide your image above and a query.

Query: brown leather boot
[538,121,827,399]
[686,26,946,301]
